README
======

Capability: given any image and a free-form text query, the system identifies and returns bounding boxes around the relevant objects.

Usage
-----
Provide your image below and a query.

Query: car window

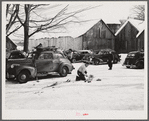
[38,53,53,59]
[9,53,25,59]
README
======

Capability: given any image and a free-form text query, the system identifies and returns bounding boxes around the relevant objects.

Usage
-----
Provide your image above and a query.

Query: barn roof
[136,21,145,38]
[136,29,144,38]
[75,18,115,38]
[6,36,17,47]
[115,19,144,36]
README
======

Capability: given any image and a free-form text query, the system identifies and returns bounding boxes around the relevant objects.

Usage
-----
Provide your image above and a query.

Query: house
[6,36,17,51]
[115,19,144,53]
[75,19,115,51]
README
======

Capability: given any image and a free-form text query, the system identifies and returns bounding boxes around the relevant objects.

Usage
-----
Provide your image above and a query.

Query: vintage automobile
[7,50,26,59]
[64,49,92,63]
[96,49,121,64]
[6,47,74,83]
[123,51,144,69]
[82,49,121,65]
[82,54,103,65]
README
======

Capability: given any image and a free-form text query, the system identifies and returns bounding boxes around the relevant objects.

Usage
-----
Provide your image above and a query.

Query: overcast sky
[5,1,146,39]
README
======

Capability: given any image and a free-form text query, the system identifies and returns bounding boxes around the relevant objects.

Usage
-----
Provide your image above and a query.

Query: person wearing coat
[107,54,113,70]
[76,62,89,81]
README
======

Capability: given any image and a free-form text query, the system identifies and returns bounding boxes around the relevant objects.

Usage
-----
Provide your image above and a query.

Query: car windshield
[9,52,26,59]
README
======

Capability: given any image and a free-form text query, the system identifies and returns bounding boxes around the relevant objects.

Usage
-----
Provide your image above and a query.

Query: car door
[36,52,53,73]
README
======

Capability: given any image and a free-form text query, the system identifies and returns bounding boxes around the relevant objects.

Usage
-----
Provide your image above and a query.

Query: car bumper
[123,64,136,68]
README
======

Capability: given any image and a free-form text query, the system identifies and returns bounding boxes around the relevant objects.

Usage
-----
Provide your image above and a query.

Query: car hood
[59,58,71,64]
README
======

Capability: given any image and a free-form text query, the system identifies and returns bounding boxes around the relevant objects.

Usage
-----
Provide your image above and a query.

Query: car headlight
[10,64,20,68]
[11,65,14,68]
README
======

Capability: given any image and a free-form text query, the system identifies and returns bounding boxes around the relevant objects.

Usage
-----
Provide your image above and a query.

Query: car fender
[135,59,144,65]
[59,62,74,73]
[93,57,103,62]
[14,65,37,78]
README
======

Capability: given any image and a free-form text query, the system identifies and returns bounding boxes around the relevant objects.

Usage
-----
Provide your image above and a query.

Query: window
[98,28,100,38]
[101,30,106,38]
[38,53,53,59]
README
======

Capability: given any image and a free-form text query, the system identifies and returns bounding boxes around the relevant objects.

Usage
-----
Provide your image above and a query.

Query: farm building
[136,29,144,51]
[115,19,144,53]
[106,19,121,34]
[6,36,17,51]
[75,19,115,51]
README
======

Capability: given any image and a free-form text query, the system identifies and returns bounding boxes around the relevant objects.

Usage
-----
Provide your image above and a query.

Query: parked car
[6,47,74,83]
[64,49,92,63]
[82,54,103,65]
[123,51,144,69]
[7,50,26,59]
[82,49,121,65]
[96,49,121,64]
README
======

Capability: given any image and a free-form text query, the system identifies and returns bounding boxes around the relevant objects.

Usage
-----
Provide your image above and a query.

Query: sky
[5,1,147,40]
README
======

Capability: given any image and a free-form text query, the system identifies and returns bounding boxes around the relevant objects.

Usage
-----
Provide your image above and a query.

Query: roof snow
[115,19,144,36]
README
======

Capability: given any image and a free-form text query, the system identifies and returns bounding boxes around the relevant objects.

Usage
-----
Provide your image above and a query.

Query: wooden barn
[106,20,121,34]
[115,19,144,53]
[75,19,115,51]
[136,29,144,51]
[6,36,17,51]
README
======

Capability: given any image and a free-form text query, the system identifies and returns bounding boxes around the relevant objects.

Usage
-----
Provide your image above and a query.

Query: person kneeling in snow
[76,62,89,81]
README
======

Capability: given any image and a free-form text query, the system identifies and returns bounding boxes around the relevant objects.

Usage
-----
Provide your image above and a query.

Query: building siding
[115,22,138,53]
[80,20,115,51]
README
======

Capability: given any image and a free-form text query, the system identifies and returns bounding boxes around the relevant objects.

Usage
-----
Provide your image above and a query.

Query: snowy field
[4,54,146,119]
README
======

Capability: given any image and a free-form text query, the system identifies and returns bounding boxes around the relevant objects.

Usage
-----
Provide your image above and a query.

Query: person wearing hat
[76,62,89,81]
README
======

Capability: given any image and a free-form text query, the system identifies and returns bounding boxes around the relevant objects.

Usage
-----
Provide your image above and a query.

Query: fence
[28,36,82,51]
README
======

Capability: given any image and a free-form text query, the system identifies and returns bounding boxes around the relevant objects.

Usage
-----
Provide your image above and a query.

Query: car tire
[17,70,30,83]
[136,62,144,69]
[114,59,118,64]
[60,66,68,77]
[72,58,76,63]
[126,66,130,68]
[94,59,100,65]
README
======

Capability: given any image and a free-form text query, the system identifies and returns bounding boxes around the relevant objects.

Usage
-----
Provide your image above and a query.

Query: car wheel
[114,59,118,63]
[94,59,100,65]
[60,66,68,77]
[72,58,76,63]
[17,70,30,83]
[136,62,144,69]
[126,66,130,68]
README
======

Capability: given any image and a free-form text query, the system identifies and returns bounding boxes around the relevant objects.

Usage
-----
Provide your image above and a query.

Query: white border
[2,1,148,119]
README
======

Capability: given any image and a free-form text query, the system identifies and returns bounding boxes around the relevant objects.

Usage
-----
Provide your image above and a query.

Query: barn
[6,36,17,51]
[75,19,115,51]
[136,29,144,51]
[115,19,144,53]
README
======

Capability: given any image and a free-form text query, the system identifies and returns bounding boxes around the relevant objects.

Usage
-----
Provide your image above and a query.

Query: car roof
[78,50,91,52]
[129,51,141,54]
[100,49,115,52]
[10,50,24,54]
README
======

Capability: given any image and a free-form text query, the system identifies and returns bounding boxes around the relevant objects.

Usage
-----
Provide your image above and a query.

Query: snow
[115,19,144,36]
[3,54,147,119]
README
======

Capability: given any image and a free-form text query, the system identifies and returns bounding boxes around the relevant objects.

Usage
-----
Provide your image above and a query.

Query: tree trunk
[24,25,29,52]
[23,5,30,52]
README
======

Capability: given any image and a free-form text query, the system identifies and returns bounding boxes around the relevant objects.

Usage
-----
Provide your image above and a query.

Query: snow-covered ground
[4,54,147,119]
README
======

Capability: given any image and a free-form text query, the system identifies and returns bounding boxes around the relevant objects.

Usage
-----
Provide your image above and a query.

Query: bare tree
[6,4,22,37]
[130,5,145,21]
[14,4,100,52]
